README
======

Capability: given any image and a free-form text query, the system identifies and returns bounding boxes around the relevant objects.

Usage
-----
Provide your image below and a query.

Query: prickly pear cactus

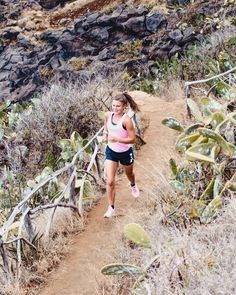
[199,128,232,155]
[124,223,152,248]
[101,263,143,275]
[161,117,184,132]
[186,142,216,163]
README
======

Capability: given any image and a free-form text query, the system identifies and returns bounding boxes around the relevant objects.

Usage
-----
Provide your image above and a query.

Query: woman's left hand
[108,135,119,142]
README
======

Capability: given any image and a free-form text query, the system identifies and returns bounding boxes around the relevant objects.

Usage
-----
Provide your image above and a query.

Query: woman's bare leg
[123,163,135,185]
[105,160,118,206]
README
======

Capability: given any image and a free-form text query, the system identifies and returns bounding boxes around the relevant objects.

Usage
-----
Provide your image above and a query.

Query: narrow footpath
[38,91,185,295]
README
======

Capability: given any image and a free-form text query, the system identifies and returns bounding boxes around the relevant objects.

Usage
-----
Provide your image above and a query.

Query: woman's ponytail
[123,92,140,112]
[114,92,140,112]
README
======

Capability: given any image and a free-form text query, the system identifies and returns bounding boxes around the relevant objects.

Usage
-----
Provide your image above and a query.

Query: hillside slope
[38,91,185,295]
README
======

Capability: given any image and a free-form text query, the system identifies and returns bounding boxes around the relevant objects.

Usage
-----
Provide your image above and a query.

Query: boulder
[59,35,84,56]
[74,16,86,34]
[145,12,167,33]
[40,29,63,43]
[38,0,67,9]
[169,45,182,57]
[89,27,110,43]
[17,34,31,48]
[180,27,196,44]
[97,46,117,61]
[168,29,183,44]
[0,28,21,41]
[123,16,146,34]
[6,80,37,102]
[167,0,190,5]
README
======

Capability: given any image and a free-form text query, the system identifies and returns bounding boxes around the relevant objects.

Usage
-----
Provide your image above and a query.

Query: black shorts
[105,146,134,166]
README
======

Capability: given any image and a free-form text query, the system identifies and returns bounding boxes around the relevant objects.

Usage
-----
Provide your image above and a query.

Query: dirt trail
[38,91,185,295]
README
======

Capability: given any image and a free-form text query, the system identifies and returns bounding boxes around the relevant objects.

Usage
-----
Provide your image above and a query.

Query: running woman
[102,92,140,218]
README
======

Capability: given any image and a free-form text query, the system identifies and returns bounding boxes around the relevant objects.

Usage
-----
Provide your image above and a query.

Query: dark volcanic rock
[38,0,69,9]
[40,30,63,43]
[97,46,117,61]
[169,44,182,57]
[0,40,4,54]
[167,0,190,5]
[59,32,84,56]
[89,27,110,44]
[17,34,32,48]
[1,1,225,103]
[145,12,167,33]
[123,16,146,34]
[0,28,21,41]
[168,29,183,44]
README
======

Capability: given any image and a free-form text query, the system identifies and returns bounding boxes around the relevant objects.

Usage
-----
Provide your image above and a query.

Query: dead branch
[4,237,37,250]
[29,202,80,215]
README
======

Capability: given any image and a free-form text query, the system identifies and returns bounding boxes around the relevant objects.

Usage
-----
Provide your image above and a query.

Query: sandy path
[38,91,185,295]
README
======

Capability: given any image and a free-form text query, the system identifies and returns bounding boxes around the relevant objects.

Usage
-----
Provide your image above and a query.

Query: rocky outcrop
[0,0,229,103]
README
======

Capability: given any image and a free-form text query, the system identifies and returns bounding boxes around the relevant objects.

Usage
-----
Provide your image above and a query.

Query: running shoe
[131,184,140,198]
[104,205,115,218]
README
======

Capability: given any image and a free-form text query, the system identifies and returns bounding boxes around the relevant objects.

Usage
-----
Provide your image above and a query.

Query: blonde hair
[113,92,140,112]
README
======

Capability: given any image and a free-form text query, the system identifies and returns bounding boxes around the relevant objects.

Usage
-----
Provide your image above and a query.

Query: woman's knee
[106,178,115,187]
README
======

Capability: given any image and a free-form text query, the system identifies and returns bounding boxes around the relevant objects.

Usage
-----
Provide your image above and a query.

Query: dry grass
[0,209,85,295]
[159,79,185,102]
[96,168,236,294]
[6,62,126,177]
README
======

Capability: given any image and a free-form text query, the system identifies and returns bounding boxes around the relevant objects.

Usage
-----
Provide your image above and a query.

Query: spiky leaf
[199,178,215,202]
[228,112,236,125]
[191,200,206,218]
[46,151,56,169]
[124,223,152,248]
[210,112,225,129]
[184,123,203,135]
[169,158,178,176]
[225,37,236,47]
[101,263,143,275]
[199,97,222,112]
[161,118,184,132]
[227,183,236,191]
[0,126,4,141]
[0,100,10,112]
[200,196,222,224]
[187,99,203,122]
[213,175,221,197]
[199,128,232,155]
[82,139,92,153]
[2,221,20,242]
[83,179,94,202]
[169,180,185,193]
[176,132,200,153]
[186,142,216,163]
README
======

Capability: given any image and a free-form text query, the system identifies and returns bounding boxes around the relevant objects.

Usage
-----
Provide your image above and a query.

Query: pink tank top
[107,112,130,152]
